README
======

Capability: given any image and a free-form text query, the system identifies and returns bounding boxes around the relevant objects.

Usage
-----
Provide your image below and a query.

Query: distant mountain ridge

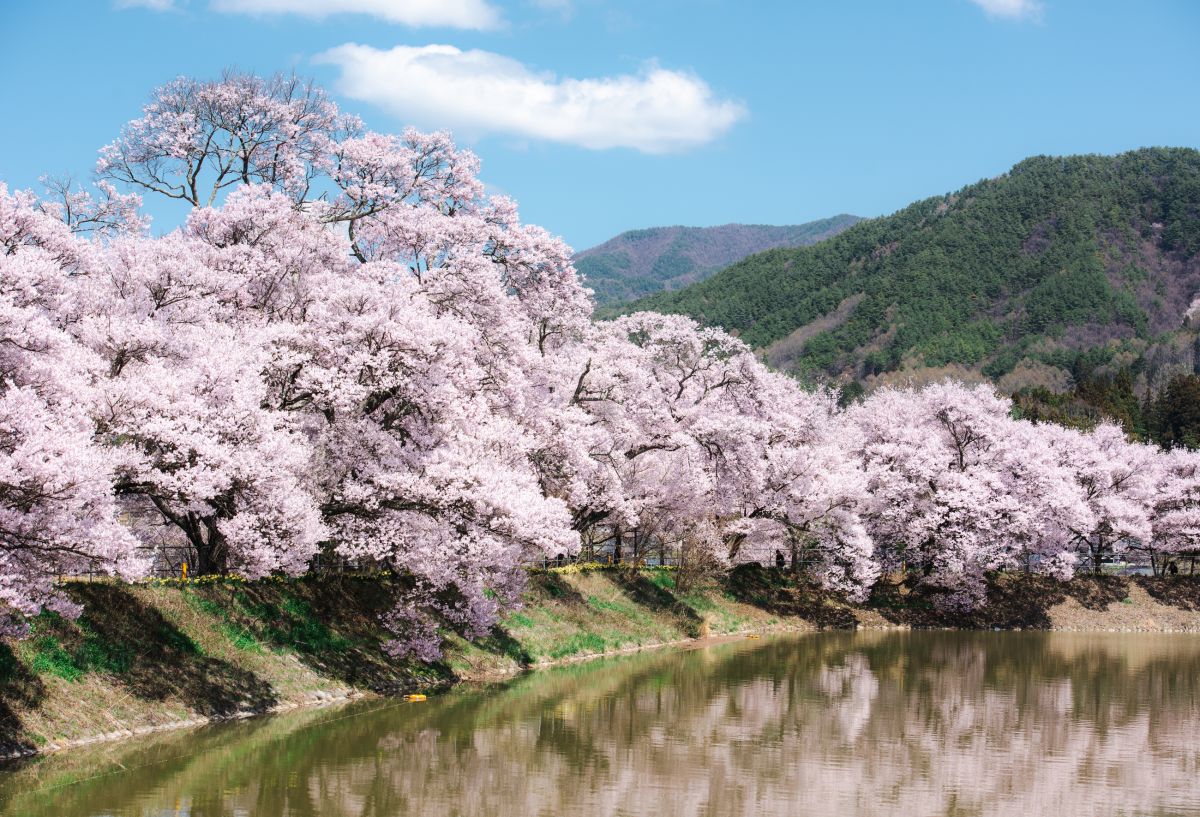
[625,148,1200,397]
[576,216,862,307]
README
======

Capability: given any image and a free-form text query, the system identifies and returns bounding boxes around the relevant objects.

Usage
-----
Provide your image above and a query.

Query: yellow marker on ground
[746,634,761,639]
[182,562,188,581]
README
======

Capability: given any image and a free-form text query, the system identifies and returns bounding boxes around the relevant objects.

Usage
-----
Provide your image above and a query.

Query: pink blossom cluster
[1,73,1197,648]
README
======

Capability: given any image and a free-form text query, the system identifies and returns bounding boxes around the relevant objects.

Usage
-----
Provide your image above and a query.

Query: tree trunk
[1091,538,1104,576]
[185,527,224,575]
[175,514,224,576]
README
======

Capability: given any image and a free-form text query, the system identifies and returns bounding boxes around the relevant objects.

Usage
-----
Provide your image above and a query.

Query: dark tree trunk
[189,522,226,576]
[1091,538,1104,576]
[146,495,228,576]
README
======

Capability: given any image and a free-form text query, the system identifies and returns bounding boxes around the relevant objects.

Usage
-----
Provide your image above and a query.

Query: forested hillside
[577,216,861,306]
[627,149,1200,404]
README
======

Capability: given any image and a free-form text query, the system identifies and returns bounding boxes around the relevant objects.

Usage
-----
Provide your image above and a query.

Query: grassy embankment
[2,564,1198,757]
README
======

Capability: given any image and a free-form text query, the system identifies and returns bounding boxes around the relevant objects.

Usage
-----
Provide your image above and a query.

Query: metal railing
[48,542,1200,584]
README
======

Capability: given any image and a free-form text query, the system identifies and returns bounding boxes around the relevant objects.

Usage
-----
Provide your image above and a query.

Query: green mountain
[626,148,1200,400]
[576,216,861,307]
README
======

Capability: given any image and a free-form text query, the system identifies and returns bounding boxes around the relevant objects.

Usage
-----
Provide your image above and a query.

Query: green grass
[183,589,265,653]
[547,633,608,660]
[506,613,535,629]
[0,577,469,748]
[220,623,264,653]
[587,594,655,627]
[161,627,203,656]
[233,592,352,654]
[680,592,718,613]
[514,569,777,661]
[76,624,133,674]
[26,637,83,682]
[19,616,136,682]
[646,569,676,591]
[182,591,223,617]
[0,568,1194,757]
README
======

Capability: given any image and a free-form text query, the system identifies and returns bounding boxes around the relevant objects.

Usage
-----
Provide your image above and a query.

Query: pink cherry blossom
[1,70,1191,649]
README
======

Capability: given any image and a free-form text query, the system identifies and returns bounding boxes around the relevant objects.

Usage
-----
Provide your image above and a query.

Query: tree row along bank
[1,565,1197,759]
[9,70,1200,672]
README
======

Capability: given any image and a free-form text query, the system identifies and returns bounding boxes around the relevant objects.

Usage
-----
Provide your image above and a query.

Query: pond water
[4,631,1199,816]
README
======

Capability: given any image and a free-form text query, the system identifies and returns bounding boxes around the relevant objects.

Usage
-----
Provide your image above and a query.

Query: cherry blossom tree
[177,135,582,654]
[735,379,878,600]
[0,186,145,629]
[1149,447,1200,574]
[8,67,1200,653]
[850,382,1087,610]
[558,313,746,571]
[283,260,576,653]
[1038,422,1158,575]
[557,312,877,596]
[97,71,353,207]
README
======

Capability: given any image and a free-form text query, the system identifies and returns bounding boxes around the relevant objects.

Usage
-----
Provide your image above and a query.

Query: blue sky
[1,0,1197,251]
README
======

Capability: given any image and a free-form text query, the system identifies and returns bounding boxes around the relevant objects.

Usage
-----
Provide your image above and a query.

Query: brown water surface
[4,631,1199,816]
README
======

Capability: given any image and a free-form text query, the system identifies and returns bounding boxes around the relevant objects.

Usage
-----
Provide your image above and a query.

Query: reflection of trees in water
[9,633,1200,817]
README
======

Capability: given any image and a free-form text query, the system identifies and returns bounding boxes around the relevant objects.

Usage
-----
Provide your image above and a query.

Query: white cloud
[316,44,746,153]
[211,0,502,29]
[967,0,1044,21]
[115,0,179,10]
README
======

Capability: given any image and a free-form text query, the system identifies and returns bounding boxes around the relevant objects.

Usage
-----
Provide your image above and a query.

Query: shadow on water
[6,629,1199,817]
[0,639,759,815]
